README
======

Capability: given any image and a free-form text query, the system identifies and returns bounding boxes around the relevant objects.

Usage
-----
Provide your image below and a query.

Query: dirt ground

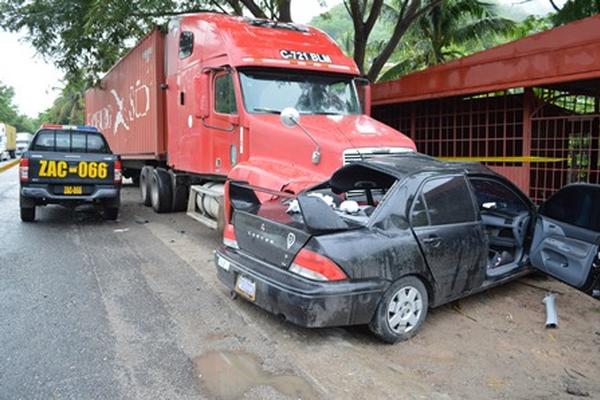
[2,166,598,399]
[136,189,600,400]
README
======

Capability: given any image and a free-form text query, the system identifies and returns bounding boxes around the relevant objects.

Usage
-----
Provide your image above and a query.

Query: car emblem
[260,223,266,232]
[286,232,296,250]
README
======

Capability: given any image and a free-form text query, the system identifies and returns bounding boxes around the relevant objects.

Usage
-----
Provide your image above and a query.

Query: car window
[469,178,528,213]
[419,176,476,226]
[214,73,237,115]
[541,185,600,231]
[30,130,111,153]
[179,31,193,59]
[410,194,429,227]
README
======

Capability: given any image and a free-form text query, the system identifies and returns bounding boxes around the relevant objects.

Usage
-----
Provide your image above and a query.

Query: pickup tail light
[223,224,239,249]
[19,158,29,182]
[114,159,122,184]
[290,249,347,281]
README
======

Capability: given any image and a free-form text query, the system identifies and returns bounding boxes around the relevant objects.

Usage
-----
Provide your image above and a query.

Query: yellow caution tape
[438,156,568,163]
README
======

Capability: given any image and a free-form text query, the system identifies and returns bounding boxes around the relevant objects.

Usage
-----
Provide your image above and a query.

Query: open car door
[530,184,600,298]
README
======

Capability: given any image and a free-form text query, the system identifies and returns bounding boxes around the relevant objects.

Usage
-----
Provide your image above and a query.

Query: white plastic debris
[286,193,335,214]
[339,200,359,214]
[543,292,558,328]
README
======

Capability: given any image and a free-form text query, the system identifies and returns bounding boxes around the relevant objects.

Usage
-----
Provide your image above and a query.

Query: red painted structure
[86,13,415,223]
[372,14,600,202]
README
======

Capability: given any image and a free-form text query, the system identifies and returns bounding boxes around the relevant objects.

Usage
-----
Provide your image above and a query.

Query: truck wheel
[20,207,35,222]
[369,276,428,344]
[170,171,189,212]
[103,207,119,221]
[140,166,153,206]
[150,168,172,213]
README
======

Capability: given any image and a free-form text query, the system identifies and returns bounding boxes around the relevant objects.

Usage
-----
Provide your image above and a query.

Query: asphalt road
[1,164,599,400]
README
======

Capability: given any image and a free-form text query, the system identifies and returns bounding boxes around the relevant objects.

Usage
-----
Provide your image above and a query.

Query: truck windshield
[239,69,361,115]
[30,130,111,154]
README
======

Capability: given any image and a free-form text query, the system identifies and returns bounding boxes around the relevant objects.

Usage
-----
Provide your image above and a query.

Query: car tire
[20,206,35,222]
[150,168,172,213]
[369,276,429,344]
[103,207,119,221]
[140,166,153,206]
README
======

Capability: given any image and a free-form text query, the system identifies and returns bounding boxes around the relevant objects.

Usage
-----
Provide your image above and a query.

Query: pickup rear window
[30,130,111,154]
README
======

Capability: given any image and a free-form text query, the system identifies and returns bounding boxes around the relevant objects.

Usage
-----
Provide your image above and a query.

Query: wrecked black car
[215,153,599,343]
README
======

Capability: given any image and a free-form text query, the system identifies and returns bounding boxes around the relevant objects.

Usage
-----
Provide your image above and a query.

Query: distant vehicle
[19,124,122,222]
[15,132,33,156]
[85,13,414,231]
[0,123,17,160]
[215,153,600,343]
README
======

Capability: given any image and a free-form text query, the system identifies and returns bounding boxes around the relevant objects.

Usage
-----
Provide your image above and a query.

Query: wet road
[1,164,599,400]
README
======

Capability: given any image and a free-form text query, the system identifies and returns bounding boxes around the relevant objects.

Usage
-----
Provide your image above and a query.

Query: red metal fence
[373,83,600,202]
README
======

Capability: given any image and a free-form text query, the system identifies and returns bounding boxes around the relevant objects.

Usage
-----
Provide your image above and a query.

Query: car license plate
[63,185,83,195]
[235,275,256,301]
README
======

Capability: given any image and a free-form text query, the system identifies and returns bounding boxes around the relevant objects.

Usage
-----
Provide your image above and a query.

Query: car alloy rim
[387,286,423,334]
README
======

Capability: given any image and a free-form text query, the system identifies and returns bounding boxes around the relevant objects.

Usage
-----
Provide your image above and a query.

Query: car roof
[348,152,490,179]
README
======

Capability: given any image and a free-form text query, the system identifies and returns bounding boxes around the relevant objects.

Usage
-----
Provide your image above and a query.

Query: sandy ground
[1,165,599,399]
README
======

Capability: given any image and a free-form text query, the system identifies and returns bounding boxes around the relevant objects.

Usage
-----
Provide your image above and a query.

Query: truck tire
[20,206,35,222]
[150,168,172,213]
[369,276,429,344]
[170,171,189,212]
[103,207,119,220]
[140,166,153,206]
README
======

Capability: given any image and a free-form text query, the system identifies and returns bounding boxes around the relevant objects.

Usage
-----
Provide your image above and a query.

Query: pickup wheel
[103,207,119,221]
[369,276,428,344]
[140,166,153,206]
[20,206,35,222]
[150,168,172,213]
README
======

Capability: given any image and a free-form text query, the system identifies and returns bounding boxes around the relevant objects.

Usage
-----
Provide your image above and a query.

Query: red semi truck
[85,13,416,229]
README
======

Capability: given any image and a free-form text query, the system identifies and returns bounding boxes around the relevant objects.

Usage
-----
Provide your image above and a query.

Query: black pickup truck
[19,125,122,222]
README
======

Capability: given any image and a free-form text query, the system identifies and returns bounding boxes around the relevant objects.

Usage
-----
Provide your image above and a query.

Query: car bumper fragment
[215,248,388,328]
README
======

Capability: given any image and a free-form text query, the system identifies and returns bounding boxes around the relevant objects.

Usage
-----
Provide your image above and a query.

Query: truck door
[529,184,600,298]
[204,70,240,175]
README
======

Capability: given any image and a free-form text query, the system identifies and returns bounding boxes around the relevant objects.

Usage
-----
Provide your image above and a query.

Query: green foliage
[0,82,36,132]
[551,0,600,26]
[35,78,86,126]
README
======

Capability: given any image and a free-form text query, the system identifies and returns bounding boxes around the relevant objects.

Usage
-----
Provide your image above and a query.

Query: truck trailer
[0,123,17,160]
[85,13,416,229]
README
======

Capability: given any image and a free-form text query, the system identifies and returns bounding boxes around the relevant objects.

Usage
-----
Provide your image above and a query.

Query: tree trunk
[278,0,292,22]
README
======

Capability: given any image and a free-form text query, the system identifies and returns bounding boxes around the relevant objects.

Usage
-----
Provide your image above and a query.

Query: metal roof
[372,14,600,105]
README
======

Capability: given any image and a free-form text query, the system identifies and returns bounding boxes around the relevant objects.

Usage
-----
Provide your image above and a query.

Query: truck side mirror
[194,73,210,119]
[355,77,372,116]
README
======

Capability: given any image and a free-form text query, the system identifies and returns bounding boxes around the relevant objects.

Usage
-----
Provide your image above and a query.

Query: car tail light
[114,159,122,184]
[223,224,239,249]
[290,249,347,281]
[19,158,29,182]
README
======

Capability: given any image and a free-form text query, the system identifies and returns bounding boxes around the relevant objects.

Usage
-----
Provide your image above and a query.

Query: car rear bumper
[21,186,119,203]
[215,247,388,328]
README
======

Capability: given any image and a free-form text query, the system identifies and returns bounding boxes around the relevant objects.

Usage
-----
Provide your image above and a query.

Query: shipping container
[86,29,165,160]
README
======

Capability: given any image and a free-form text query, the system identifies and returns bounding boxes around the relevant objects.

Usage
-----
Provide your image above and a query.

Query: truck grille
[343,147,413,164]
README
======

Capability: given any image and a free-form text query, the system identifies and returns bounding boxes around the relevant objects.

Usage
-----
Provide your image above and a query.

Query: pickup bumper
[21,185,119,204]
[215,247,388,328]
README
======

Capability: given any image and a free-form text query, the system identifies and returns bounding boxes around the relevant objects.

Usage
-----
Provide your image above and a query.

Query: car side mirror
[194,73,210,119]
[280,107,300,127]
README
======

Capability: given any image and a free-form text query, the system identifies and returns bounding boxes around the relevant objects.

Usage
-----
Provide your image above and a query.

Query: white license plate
[235,275,256,301]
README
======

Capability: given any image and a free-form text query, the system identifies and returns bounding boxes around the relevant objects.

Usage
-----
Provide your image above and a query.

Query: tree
[343,0,443,81]
[549,0,600,25]
[0,82,36,132]
[0,0,293,80]
[36,78,86,126]
[378,0,517,81]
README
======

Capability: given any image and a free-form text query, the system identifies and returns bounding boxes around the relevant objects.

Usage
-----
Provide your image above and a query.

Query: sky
[0,0,566,118]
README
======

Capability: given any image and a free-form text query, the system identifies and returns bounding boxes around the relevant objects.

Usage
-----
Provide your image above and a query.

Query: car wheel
[369,276,428,344]
[140,166,153,206]
[103,207,119,220]
[150,168,172,213]
[20,206,35,222]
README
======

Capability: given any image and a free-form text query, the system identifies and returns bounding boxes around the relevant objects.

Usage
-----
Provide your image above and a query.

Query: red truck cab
[86,13,415,228]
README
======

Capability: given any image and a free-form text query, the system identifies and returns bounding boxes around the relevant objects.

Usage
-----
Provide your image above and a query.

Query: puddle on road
[194,350,319,400]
